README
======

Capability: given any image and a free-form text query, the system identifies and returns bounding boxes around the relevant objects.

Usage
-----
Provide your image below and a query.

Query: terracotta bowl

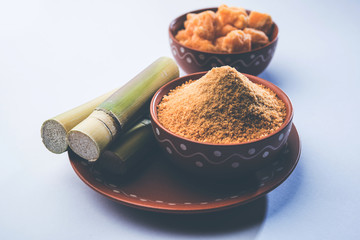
[169,7,279,75]
[150,72,293,179]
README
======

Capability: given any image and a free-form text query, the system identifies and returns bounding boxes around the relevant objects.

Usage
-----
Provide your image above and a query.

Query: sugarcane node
[67,111,117,161]
[40,89,118,154]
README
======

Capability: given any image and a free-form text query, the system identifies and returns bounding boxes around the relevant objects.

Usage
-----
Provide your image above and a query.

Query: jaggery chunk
[181,35,217,52]
[216,30,251,53]
[215,4,248,29]
[179,10,216,41]
[243,27,269,49]
[248,11,273,35]
[215,23,238,37]
[157,66,286,144]
[175,5,273,53]
[175,29,189,42]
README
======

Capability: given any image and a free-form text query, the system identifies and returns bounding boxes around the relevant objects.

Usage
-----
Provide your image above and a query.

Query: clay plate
[69,124,300,214]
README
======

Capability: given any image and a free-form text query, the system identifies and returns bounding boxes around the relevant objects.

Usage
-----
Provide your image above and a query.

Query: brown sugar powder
[157,66,286,144]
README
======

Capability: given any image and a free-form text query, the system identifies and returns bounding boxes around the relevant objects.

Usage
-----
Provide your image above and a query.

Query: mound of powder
[157,66,286,144]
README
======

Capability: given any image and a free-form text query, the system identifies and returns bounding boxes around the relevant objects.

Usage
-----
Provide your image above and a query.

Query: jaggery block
[215,30,251,53]
[248,11,273,35]
[175,5,274,53]
[215,23,238,37]
[183,35,217,52]
[183,10,216,41]
[175,29,190,42]
[185,13,197,22]
[243,28,269,49]
[215,4,248,30]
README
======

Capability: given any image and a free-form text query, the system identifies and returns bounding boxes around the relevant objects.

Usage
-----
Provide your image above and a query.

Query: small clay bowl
[169,7,279,75]
[150,72,293,179]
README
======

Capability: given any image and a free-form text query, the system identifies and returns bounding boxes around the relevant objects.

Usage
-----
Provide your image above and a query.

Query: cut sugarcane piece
[97,119,156,175]
[68,57,179,161]
[41,89,117,154]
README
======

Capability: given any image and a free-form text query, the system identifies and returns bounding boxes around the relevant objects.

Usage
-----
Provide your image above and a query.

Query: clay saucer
[69,124,300,214]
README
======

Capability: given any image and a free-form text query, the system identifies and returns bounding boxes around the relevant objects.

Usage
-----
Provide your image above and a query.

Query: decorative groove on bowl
[170,44,276,69]
[154,131,288,166]
[153,120,292,168]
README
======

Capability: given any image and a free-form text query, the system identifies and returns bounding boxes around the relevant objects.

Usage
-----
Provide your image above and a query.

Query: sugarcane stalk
[97,119,156,175]
[41,89,117,154]
[67,57,179,161]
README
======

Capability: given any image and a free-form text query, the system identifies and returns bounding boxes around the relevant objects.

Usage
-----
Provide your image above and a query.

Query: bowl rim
[150,71,293,147]
[168,7,279,55]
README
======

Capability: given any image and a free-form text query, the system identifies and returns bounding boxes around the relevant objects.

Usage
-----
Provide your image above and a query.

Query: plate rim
[69,124,301,214]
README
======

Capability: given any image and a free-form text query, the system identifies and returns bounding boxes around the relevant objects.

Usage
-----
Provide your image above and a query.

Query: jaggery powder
[157,66,286,144]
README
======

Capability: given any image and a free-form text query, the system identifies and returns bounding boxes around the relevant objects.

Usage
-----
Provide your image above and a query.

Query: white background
[1,0,359,239]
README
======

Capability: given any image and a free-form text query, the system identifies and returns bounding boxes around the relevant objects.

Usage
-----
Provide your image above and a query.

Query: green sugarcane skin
[52,89,118,132]
[97,119,156,175]
[97,57,179,133]
[67,57,178,162]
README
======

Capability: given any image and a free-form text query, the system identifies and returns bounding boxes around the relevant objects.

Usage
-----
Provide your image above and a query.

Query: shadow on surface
[266,153,304,217]
[101,196,267,238]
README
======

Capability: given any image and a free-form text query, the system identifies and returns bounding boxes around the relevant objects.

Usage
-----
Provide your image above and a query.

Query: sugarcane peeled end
[67,114,114,162]
[41,119,68,154]
[67,130,101,162]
